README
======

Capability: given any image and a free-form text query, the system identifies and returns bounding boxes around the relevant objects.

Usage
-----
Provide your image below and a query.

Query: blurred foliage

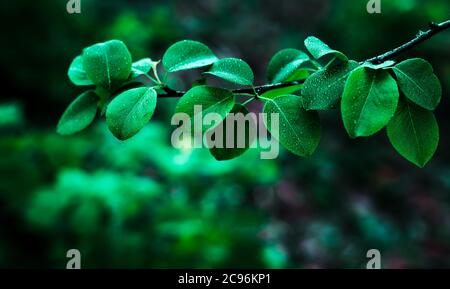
[1,0,450,268]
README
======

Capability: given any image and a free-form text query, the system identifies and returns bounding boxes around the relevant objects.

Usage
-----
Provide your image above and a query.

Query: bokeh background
[1,0,450,268]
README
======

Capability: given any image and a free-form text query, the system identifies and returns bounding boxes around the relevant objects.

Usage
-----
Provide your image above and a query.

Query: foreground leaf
[304,36,348,61]
[162,40,218,72]
[175,86,235,132]
[106,87,157,140]
[302,60,359,110]
[392,58,441,110]
[267,49,310,83]
[204,58,254,85]
[57,90,98,135]
[68,56,94,86]
[82,40,132,90]
[387,98,439,167]
[341,67,399,138]
[263,95,321,156]
[208,104,256,160]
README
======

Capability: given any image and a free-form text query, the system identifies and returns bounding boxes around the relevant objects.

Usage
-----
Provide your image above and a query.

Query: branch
[159,80,305,98]
[159,19,450,98]
[364,19,450,64]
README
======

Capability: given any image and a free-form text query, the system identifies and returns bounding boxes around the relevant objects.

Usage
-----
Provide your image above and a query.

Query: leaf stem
[142,74,158,84]
[152,62,163,84]
[241,96,256,106]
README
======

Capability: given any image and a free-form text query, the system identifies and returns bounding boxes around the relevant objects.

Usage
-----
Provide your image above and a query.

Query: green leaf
[82,40,132,90]
[106,87,157,140]
[304,36,348,61]
[57,90,98,135]
[162,40,218,72]
[130,58,156,78]
[208,104,255,160]
[204,58,254,86]
[392,58,441,110]
[263,95,321,156]
[341,67,399,138]
[175,86,235,132]
[260,84,304,100]
[267,49,310,83]
[68,56,94,86]
[302,60,359,110]
[387,98,439,167]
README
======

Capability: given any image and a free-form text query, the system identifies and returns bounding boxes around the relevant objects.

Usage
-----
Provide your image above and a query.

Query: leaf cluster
[60,37,442,166]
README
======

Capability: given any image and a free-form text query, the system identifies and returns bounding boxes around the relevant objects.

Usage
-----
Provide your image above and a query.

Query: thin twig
[364,19,450,64]
[158,80,305,98]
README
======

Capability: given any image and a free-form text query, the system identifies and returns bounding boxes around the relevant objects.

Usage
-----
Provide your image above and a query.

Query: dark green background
[0,0,450,268]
